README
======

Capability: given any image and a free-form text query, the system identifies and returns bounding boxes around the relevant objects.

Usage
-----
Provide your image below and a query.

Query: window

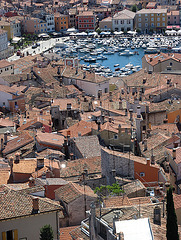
[140,172,145,177]
[170,62,172,66]
[163,13,165,16]
[162,17,165,21]
[138,18,141,22]
[114,134,118,140]
[138,23,141,27]
[3,102,5,105]
[151,18,154,21]
[151,23,154,27]
[105,88,108,93]
[2,229,18,240]
[145,14,148,16]
[145,23,148,27]
[157,13,160,16]
[139,14,141,17]
[163,22,165,26]
[157,23,160,27]
[145,18,148,22]
[168,16,170,19]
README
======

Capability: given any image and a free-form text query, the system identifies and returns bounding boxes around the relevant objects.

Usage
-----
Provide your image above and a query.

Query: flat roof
[115,218,153,240]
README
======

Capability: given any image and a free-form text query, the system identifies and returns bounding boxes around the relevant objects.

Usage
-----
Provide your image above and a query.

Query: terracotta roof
[144,53,181,67]
[52,98,79,110]
[62,66,109,84]
[104,196,152,208]
[18,117,51,131]
[60,156,101,178]
[59,120,96,138]
[137,8,167,14]
[0,60,13,68]
[113,9,135,20]
[59,226,78,240]
[168,147,181,164]
[72,135,101,158]
[55,182,97,203]
[0,118,14,127]
[78,11,94,16]
[2,131,34,155]
[36,131,64,148]
[0,187,61,221]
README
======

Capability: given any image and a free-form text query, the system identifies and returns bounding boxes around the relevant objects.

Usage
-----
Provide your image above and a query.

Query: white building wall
[112,19,134,31]
[0,211,59,240]
[0,31,8,52]
[45,14,55,32]
[63,77,109,97]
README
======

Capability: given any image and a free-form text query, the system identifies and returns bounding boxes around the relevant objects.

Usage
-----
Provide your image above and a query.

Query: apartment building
[76,11,96,31]
[0,18,21,40]
[54,13,69,31]
[0,30,8,53]
[21,17,47,34]
[135,9,167,33]
[112,9,135,32]
[167,10,180,26]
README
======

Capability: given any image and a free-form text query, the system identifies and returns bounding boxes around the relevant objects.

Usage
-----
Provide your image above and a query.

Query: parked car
[32,45,37,49]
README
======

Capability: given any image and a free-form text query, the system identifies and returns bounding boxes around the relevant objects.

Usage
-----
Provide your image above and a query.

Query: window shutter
[14,229,18,240]
[2,232,6,240]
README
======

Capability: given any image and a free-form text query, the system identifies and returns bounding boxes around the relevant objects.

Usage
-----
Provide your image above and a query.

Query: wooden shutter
[2,232,6,240]
[14,229,18,240]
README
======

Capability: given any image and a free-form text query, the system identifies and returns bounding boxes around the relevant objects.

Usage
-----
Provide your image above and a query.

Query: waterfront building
[112,9,135,32]
[21,16,47,34]
[54,13,69,32]
[76,11,96,31]
[135,8,167,33]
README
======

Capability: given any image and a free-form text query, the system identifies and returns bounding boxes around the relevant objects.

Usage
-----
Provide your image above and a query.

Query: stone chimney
[144,139,147,151]
[118,124,121,134]
[0,138,4,152]
[173,148,176,160]
[173,142,178,148]
[146,158,150,166]
[97,120,101,131]
[151,154,155,164]
[129,109,133,122]
[153,206,161,225]
[4,133,7,145]
[137,106,141,118]
[29,177,35,187]
[14,152,20,164]
[32,197,39,214]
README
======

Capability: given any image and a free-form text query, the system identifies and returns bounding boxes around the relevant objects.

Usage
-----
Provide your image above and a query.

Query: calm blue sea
[78,48,145,71]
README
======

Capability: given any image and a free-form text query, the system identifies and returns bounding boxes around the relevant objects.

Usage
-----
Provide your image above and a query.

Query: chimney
[97,120,101,131]
[57,66,61,75]
[29,177,35,187]
[4,133,7,145]
[173,142,178,148]
[112,169,116,177]
[37,157,44,169]
[32,197,39,214]
[109,117,112,123]
[129,109,133,121]
[150,58,153,62]
[118,124,121,134]
[172,148,176,159]
[151,155,155,165]
[137,106,141,118]
[143,78,146,84]
[41,126,45,133]
[125,109,127,116]
[14,152,20,164]
[101,114,105,124]
[31,72,34,79]
[70,153,74,160]
[27,73,30,80]
[144,139,147,151]
[146,158,150,166]
[0,138,4,152]
[153,206,161,225]
[78,132,81,137]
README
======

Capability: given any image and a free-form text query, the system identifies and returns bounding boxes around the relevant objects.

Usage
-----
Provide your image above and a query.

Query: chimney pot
[173,148,176,159]
[32,197,39,214]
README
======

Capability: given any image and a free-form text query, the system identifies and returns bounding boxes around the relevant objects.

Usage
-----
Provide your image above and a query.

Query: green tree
[131,4,137,12]
[166,187,179,240]
[94,182,123,196]
[40,224,54,240]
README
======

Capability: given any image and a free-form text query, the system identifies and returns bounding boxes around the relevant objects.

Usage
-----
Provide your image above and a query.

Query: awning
[114,31,123,35]
[100,31,111,35]
[11,37,22,43]
[38,33,49,38]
